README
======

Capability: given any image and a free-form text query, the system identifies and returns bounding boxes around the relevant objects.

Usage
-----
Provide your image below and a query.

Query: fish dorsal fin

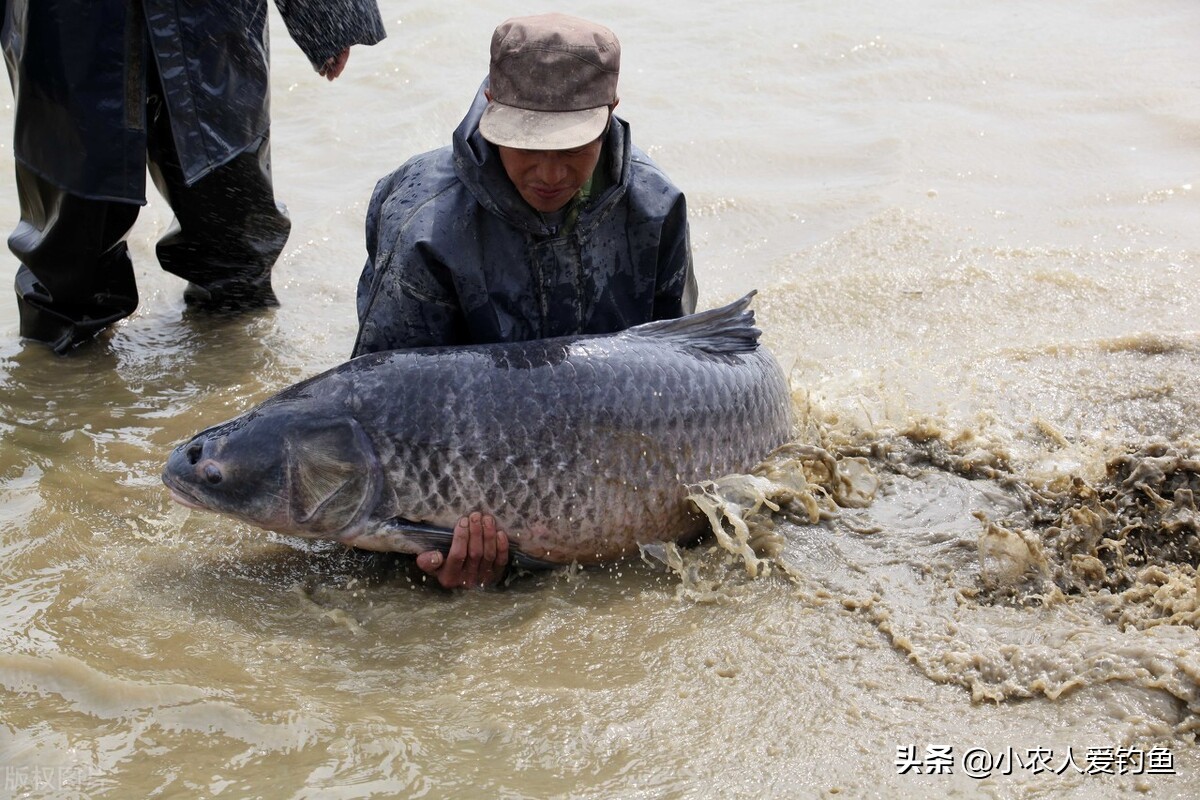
[626,291,761,355]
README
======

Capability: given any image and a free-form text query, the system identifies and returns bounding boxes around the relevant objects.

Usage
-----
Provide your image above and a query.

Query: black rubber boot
[182,277,280,312]
[15,267,136,354]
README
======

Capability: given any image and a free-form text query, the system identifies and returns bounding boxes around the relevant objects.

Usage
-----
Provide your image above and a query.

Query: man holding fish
[353,13,698,588]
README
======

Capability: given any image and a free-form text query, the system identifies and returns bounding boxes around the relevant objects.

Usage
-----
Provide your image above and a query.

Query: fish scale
[163,293,793,566]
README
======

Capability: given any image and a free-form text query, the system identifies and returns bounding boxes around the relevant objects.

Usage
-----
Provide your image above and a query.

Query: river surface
[1,1,1198,798]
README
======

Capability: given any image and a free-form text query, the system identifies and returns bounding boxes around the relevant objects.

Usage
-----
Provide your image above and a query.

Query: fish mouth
[166,486,206,510]
[162,471,206,510]
[162,467,303,535]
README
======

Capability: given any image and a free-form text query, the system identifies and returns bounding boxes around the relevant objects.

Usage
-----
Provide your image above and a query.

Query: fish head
[162,407,384,541]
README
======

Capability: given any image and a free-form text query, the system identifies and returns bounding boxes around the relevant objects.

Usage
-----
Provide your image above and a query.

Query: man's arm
[352,167,466,356]
[655,192,699,319]
[352,263,464,356]
[274,0,386,74]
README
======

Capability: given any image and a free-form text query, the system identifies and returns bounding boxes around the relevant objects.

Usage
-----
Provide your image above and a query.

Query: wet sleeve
[654,192,699,319]
[352,262,462,356]
[274,0,387,69]
[351,175,464,357]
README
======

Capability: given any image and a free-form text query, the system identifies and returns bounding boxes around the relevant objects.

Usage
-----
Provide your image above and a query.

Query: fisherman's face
[497,139,604,213]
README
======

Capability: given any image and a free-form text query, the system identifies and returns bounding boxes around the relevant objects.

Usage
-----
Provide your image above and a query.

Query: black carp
[162,293,793,568]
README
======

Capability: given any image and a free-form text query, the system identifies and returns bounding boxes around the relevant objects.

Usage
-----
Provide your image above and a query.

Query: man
[2,0,386,354]
[353,13,698,588]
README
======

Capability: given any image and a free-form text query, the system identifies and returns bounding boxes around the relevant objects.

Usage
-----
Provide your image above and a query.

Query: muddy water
[1,1,1198,797]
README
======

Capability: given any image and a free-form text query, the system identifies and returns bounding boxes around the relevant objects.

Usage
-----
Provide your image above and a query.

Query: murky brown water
[2,1,1198,797]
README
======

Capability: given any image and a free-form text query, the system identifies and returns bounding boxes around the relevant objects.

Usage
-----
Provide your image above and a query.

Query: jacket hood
[451,81,631,235]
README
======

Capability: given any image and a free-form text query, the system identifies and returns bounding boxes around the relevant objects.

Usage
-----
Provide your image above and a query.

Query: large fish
[162,293,793,569]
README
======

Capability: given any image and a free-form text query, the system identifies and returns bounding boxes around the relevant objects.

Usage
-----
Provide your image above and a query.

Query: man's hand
[415,512,510,589]
[318,48,351,81]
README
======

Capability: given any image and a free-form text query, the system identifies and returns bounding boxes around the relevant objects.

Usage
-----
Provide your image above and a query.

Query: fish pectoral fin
[380,518,457,552]
[381,517,558,572]
[506,550,558,572]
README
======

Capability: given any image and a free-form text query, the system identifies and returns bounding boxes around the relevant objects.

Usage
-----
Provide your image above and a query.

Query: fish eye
[203,464,223,485]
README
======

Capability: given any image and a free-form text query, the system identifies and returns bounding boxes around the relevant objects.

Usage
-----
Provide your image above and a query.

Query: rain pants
[2,0,385,352]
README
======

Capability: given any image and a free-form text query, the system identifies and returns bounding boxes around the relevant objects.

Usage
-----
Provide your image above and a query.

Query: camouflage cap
[479,13,620,150]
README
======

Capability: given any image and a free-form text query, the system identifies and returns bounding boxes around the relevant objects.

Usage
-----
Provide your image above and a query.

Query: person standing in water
[2,0,386,353]
[353,13,698,588]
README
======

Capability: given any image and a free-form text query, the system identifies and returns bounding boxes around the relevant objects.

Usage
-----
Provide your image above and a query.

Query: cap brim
[479,102,609,150]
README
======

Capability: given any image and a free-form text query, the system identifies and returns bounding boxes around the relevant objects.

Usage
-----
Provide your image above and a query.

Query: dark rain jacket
[1,0,385,203]
[352,85,698,355]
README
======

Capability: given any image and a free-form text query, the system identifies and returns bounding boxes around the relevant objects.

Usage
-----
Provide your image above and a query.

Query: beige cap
[479,13,620,150]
